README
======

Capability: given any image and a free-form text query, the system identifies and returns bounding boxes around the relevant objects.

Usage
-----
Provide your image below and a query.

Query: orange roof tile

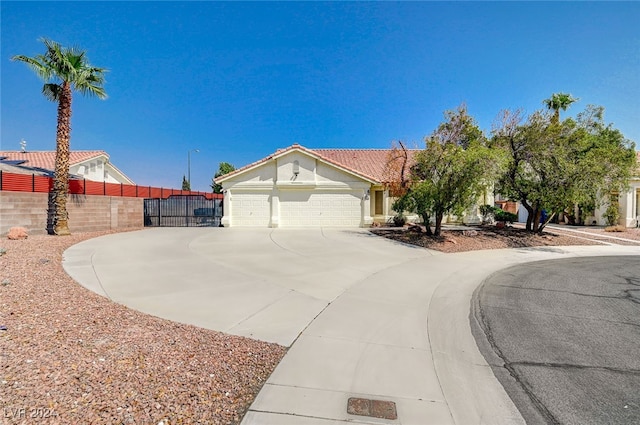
[0,151,108,171]
[313,148,419,182]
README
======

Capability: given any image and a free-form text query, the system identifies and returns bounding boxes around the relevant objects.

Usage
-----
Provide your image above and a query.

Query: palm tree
[544,92,578,124]
[12,38,107,235]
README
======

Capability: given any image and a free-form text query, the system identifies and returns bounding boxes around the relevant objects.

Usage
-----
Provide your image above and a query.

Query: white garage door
[280,191,362,227]
[231,192,271,226]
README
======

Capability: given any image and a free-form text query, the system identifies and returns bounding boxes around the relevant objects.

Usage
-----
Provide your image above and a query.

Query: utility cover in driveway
[347,397,398,420]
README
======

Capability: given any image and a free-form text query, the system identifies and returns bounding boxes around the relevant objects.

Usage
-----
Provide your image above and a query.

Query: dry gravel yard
[0,231,286,425]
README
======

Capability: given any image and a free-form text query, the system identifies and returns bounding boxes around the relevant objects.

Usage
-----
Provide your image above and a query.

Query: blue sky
[2,1,639,192]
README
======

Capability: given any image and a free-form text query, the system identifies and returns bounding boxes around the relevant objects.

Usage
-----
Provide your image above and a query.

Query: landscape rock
[7,227,28,240]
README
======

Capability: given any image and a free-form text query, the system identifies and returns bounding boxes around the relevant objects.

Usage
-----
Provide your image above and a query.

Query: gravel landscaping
[0,230,286,425]
[370,225,618,253]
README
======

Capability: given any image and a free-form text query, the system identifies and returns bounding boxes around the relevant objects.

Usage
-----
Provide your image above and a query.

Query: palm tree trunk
[53,82,72,236]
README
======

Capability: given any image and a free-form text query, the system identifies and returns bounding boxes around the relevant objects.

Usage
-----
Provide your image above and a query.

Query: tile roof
[313,148,418,182]
[0,162,52,176]
[216,144,419,184]
[0,151,108,171]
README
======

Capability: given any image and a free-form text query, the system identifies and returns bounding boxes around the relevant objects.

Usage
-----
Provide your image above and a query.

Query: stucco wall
[277,151,315,182]
[0,191,143,235]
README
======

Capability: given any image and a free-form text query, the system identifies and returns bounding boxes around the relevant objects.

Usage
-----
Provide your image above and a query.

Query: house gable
[219,145,377,190]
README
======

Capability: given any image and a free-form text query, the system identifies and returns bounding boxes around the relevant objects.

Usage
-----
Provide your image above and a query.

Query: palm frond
[42,83,62,101]
[15,38,108,101]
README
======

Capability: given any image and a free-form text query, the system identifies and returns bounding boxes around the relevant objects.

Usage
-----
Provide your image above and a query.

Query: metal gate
[144,195,223,227]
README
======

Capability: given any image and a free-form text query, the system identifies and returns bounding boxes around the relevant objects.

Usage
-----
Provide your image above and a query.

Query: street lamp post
[188,149,199,188]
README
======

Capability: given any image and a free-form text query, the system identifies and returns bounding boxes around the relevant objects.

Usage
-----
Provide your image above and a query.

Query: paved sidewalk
[63,228,640,424]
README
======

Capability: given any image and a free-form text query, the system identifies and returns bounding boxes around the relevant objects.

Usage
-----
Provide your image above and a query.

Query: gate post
[186,195,190,227]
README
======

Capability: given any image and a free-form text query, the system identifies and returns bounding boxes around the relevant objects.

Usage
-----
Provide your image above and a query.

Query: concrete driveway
[63,228,640,424]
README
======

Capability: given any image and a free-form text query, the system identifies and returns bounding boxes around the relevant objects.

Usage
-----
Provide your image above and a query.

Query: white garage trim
[279,190,362,227]
[230,191,271,227]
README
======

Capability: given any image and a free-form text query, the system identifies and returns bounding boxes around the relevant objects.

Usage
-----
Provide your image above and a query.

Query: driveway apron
[63,228,640,424]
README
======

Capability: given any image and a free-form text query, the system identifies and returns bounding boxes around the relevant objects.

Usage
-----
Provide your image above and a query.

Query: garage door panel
[232,192,270,226]
[280,191,362,227]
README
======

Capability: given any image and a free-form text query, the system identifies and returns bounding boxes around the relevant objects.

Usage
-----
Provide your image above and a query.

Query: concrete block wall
[0,191,49,235]
[0,191,143,235]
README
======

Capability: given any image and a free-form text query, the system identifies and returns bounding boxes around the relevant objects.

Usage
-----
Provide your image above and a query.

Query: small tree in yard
[603,199,620,226]
[392,182,436,235]
[393,105,499,237]
[211,162,236,193]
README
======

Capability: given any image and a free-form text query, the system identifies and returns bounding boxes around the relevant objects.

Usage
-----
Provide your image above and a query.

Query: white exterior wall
[620,180,640,227]
[590,179,639,227]
[70,157,133,184]
[220,150,373,228]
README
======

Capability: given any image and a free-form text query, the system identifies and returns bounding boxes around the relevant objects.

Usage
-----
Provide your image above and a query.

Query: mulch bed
[370,225,604,253]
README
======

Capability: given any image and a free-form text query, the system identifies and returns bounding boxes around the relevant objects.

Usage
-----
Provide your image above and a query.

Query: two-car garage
[219,144,381,228]
[230,190,363,227]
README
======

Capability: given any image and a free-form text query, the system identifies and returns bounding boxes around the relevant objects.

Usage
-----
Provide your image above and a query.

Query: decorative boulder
[7,227,28,240]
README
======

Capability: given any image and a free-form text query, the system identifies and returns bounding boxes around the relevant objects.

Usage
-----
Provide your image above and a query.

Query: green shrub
[494,209,518,224]
[479,204,499,223]
[603,202,620,226]
[393,213,406,227]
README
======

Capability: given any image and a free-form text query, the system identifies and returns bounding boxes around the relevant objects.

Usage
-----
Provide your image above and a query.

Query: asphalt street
[472,255,640,425]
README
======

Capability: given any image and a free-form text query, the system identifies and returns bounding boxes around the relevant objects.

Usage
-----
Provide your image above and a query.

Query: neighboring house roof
[0,150,108,170]
[0,161,53,176]
[216,143,419,184]
[0,150,133,184]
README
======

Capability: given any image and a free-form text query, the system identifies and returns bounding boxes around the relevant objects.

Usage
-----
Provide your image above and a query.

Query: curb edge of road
[469,272,556,425]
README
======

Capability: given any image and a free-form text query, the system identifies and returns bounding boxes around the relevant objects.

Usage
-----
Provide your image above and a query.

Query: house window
[90,162,96,173]
[375,190,384,215]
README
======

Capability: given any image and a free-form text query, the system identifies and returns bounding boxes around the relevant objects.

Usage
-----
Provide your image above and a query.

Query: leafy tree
[12,39,107,235]
[394,105,499,236]
[211,162,236,193]
[182,175,191,191]
[492,99,636,233]
[392,182,436,235]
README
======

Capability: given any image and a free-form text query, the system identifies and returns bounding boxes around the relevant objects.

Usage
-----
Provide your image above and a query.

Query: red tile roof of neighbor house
[0,151,108,171]
[216,144,420,184]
